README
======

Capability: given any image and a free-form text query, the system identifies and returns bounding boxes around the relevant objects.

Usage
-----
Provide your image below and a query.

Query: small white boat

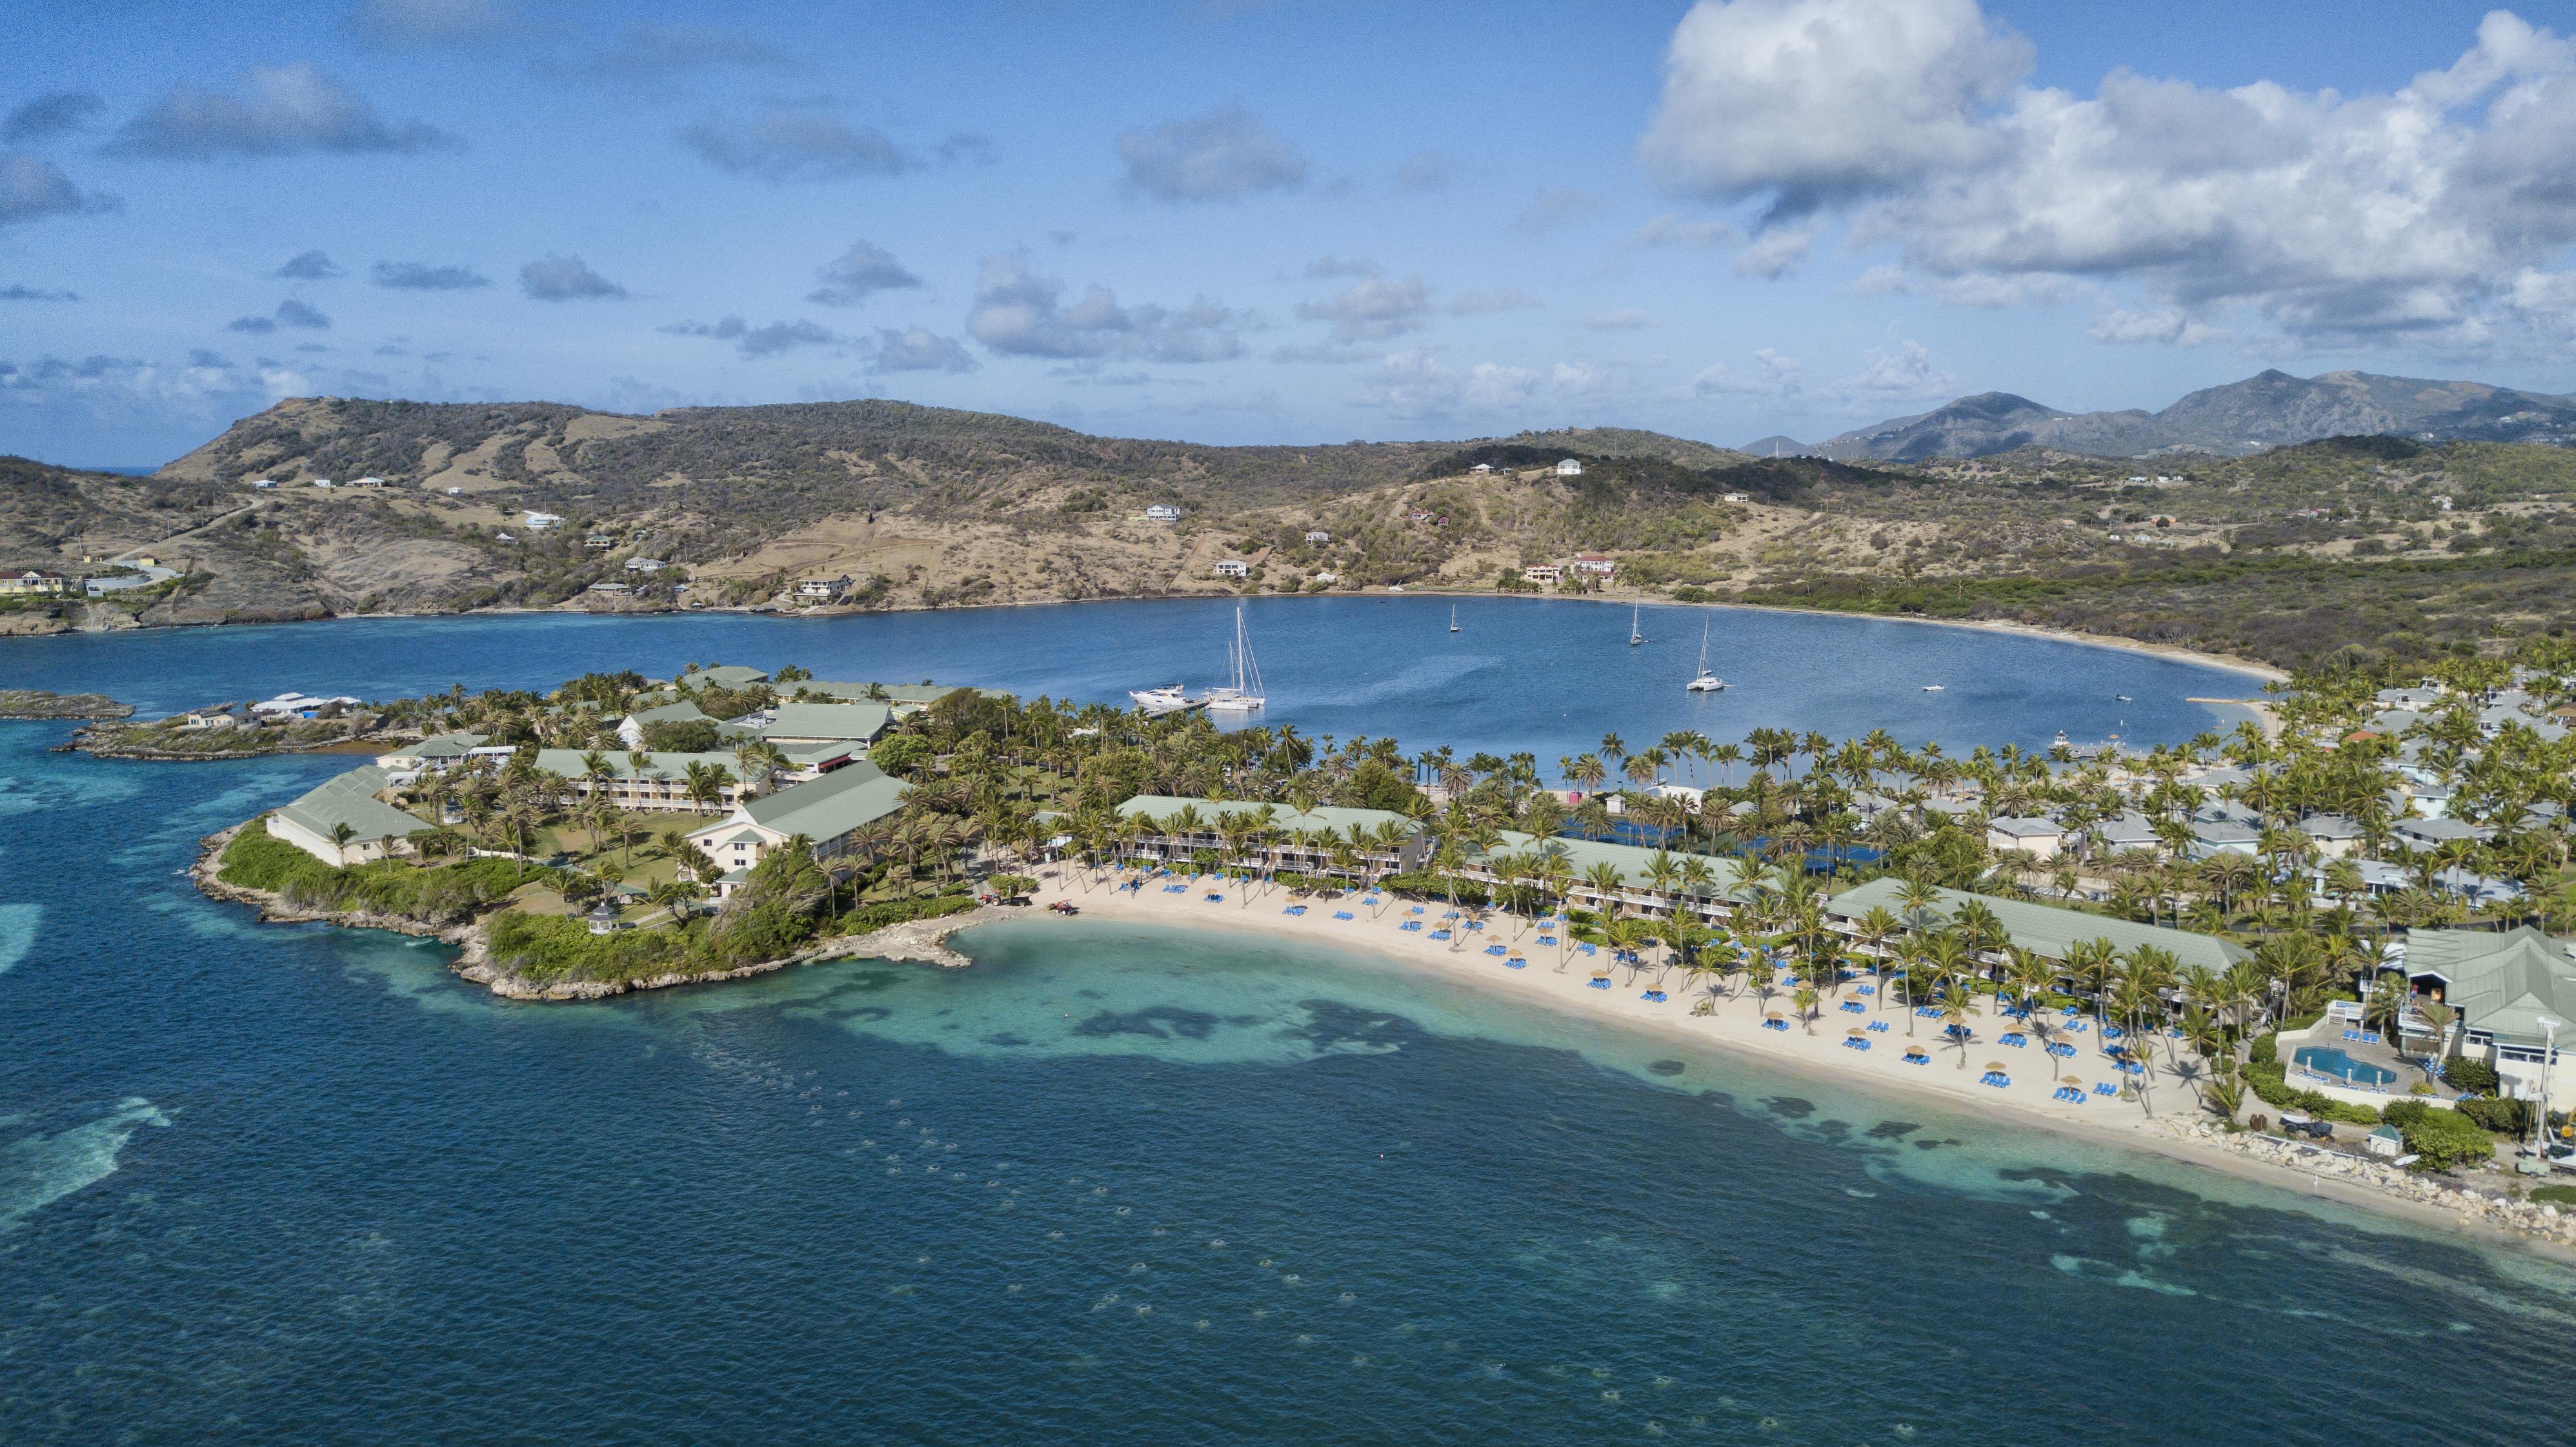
[1922,684,1945,693]
[1129,685,1199,716]
[1449,605,1460,634]
[2114,694,2133,703]
[1685,619,1726,693]
[1627,600,1644,647]
[1203,605,1267,713]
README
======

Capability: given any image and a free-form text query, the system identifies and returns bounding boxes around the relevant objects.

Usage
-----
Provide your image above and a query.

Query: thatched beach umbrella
[1987,1061,2009,1072]
[1847,1027,1867,1037]
[2061,1075,2084,1086]
[1766,1011,1786,1022]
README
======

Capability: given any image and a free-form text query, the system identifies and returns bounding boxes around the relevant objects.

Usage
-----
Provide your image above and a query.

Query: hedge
[2439,1057,2500,1095]
[2381,1099,2497,1169]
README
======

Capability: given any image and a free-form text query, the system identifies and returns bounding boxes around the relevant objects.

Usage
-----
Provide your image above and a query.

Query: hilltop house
[267,765,433,866]
[1569,554,1616,576]
[1520,565,1563,585]
[795,575,852,602]
[1145,503,1183,522]
[683,762,909,898]
[1303,529,1330,543]
[524,512,563,530]
[0,569,70,597]
[1555,459,1583,477]
[1214,559,1250,579]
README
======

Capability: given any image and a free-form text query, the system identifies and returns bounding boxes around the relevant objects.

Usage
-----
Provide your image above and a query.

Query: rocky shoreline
[2149,1113,2576,1248]
[0,689,134,720]
[190,823,998,1002]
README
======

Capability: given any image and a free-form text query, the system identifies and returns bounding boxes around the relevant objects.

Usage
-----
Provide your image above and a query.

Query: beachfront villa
[682,762,910,898]
[533,749,758,812]
[2399,927,2576,1108]
[1458,831,1755,926]
[268,765,435,865]
[1112,796,1431,880]
[1822,877,2247,979]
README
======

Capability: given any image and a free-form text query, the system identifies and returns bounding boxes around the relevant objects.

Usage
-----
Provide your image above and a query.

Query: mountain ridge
[1755,368,2576,461]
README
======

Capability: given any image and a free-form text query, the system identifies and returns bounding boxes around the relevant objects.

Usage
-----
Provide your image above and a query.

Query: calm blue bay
[4,602,2567,1444]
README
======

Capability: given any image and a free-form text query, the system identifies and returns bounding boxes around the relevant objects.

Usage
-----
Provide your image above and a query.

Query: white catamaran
[1685,619,1727,692]
[1203,604,1267,713]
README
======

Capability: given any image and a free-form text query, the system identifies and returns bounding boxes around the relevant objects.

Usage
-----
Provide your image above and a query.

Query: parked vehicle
[2278,1111,2334,1140]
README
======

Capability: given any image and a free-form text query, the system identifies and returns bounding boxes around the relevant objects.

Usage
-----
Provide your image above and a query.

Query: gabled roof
[740,761,907,843]
[2406,927,2576,1046]
[1113,794,1421,842]
[275,765,432,848]
[1472,830,1755,898]
[683,664,770,687]
[1987,816,2062,837]
[534,748,741,782]
[1824,877,2247,971]
[760,701,892,742]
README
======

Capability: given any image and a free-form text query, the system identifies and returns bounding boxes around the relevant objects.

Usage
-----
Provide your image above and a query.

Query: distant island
[3,369,2574,672]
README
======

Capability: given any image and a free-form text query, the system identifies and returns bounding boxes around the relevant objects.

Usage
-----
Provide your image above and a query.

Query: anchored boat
[1203,604,1267,713]
[1685,619,1726,693]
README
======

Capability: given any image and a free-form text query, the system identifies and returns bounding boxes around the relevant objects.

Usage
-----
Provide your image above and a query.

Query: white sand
[1022,865,2548,1248]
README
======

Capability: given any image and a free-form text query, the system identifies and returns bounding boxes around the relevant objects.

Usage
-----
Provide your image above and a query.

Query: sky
[5,0,2575,466]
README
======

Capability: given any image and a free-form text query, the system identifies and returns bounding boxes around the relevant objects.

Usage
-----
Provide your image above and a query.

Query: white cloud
[1640,3,2576,347]
[869,327,977,373]
[1513,187,1598,234]
[112,62,461,159]
[520,254,623,300]
[1296,274,1431,340]
[2088,309,2228,347]
[662,316,839,358]
[1629,214,1740,250]
[967,251,1245,362]
[1690,347,1802,397]
[1115,106,1307,201]
[1689,341,1949,410]
[679,106,910,181]
[1579,307,1653,330]
[1731,227,1812,278]
[1351,349,1542,419]
[808,241,921,306]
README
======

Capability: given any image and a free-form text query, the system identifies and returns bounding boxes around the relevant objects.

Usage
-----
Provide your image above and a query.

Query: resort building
[1112,796,1430,880]
[535,749,760,812]
[1822,878,2246,982]
[1520,565,1563,585]
[374,731,488,775]
[1458,833,1755,926]
[616,700,757,749]
[683,762,910,898]
[794,576,851,602]
[268,765,434,866]
[1569,554,1616,576]
[1983,816,2066,860]
[757,702,894,747]
[2297,813,2366,858]
[2400,927,2576,1108]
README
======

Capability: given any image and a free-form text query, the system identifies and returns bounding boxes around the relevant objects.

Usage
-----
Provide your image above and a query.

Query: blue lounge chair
[1163,884,1187,894]
[1399,920,1422,932]
[1867,1020,1889,1033]
[1409,905,1425,915]
[2046,1042,2077,1058]
[1762,1018,1789,1031]
[1587,978,1611,990]
[1915,1006,1942,1018]
[1429,929,1451,940]
[2068,1020,2090,1033]
[2092,1082,2118,1097]
[1538,935,1558,947]
[1505,956,1527,969]
[1332,911,1354,921]
[2053,1086,2083,1104]
[1840,1000,1866,1014]
[1855,984,1876,997]
[1844,1037,1869,1051]
[2102,1025,2125,1041]
[1579,942,1598,956]
[1282,905,1307,916]
[1484,944,1507,956]
[1902,1049,1929,1065]
[2000,1033,2028,1047]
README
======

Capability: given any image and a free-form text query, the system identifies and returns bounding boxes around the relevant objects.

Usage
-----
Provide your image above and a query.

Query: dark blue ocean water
[0,596,2257,770]
[5,609,2568,1444]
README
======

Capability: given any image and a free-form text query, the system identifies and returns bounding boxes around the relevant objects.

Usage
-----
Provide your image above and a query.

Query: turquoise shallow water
[3,611,2566,1442]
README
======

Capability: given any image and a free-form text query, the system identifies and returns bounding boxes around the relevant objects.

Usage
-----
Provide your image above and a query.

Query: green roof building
[269,765,435,866]
[682,761,909,897]
[1822,876,2248,973]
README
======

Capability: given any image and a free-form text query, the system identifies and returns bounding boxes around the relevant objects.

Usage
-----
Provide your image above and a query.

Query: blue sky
[4,0,2573,465]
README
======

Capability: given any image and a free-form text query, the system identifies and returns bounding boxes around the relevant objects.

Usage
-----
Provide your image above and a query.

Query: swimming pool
[2294,1045,2396,1087]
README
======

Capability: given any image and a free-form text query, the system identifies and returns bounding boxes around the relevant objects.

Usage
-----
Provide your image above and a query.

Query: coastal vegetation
[217,818,541,926]
[16,393,2576,670]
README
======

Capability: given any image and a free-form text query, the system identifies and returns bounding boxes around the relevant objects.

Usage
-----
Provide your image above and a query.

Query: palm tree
[682,761,736,815]
[1936,979,1977,1067]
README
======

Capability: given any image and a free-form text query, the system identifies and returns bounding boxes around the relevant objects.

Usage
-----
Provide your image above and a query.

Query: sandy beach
[1024,865,2573,1254]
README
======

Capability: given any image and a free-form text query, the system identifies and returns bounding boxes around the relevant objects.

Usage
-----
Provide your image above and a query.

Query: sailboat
[1627,600,1644,647]
[1203,604,1267,713]
[1449,605,1460,633]
[1685,619,1727,692]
